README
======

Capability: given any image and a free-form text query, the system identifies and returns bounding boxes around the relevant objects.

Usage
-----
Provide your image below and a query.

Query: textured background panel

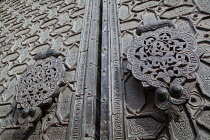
[0,0,100,139]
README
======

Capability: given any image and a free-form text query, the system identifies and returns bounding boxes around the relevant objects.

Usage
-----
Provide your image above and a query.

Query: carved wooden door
[0,0,100,139]
[100,0,210,140]
[1,0,210,140]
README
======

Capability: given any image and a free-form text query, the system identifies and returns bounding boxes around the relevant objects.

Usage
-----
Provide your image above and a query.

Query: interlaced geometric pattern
[127,28,200,87]
[16,57,64,108]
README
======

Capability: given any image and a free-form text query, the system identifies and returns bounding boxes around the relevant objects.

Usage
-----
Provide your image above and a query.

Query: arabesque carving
[127,28,199,88]
[11,51,65,132]
[16,56,64,108]
[127,24,200,121]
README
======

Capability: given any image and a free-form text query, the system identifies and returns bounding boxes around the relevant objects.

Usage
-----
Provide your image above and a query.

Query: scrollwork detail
[12,54,65,132]
[16,56,64,109]
[127,28,199,88]
[127,27,200,121]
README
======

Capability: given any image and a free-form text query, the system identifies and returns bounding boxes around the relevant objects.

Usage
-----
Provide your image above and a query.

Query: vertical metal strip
[82,0,101,139]
[67,0,93,139]
[100,0,110,139]
[100,0,109,140]
[109,0,125,139]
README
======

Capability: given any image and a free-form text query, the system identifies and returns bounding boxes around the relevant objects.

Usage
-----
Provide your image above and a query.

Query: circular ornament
[127,28,199,87]
[16,56,64,108]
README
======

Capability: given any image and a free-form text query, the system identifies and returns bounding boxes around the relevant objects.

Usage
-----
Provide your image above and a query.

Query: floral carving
[127,28,199,88]
[16,56,64,109]
[13,56,65,132]
[127,27,200,121]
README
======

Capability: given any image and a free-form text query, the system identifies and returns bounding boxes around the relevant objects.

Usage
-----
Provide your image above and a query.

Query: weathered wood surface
[1,0,210,139]
[0,0,100,139]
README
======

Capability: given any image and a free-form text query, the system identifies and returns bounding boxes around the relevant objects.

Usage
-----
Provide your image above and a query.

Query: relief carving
[109,0,210,139]
[11,50,65,133]
[0,0,88,138]
[126,22,200,121]
[127,27,199,87]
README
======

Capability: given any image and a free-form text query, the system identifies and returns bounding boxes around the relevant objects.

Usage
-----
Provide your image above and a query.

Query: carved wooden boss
[12,50,65,132]
[127,21,200,121]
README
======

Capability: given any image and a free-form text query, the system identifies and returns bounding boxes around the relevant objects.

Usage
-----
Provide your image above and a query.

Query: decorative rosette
[16,56,64,109]
[127,27,200,120]
[127,28,199,88]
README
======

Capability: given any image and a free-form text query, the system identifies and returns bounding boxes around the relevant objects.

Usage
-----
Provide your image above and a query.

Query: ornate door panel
[101,0,210,140]
[1,0,210,140]
[0,0,100,139]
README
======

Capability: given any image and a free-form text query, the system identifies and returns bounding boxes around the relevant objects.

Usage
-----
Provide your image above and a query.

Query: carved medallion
[126,25,200,121]
[16,56,64,108]
[11,54,65,132]
[127,28,199,88]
